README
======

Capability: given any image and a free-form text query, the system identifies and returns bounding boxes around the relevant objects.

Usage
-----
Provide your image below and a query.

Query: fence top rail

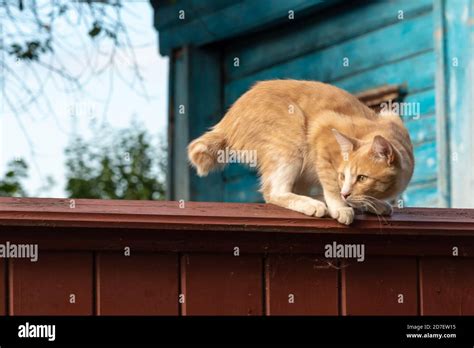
[0,197,473,236]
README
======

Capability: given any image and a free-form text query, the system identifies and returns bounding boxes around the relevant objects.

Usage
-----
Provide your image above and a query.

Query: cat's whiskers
[346,195,390,224]
[348,197,378,214]
[350,195,390,210]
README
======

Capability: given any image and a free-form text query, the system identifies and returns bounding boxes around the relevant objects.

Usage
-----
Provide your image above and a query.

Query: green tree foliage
[65,124,166,200]
[0,125,166,200]
[0,159,29,197]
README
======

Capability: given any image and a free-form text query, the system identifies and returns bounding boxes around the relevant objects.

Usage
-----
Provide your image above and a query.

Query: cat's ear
[332,129,360,153]
[371,135,395,165]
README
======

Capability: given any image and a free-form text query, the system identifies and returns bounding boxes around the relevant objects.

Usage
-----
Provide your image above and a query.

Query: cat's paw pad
[335,207,355,225]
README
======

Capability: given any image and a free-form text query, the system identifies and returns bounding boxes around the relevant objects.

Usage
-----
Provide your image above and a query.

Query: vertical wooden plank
[182,253,262,315]
[97,252,179,315]
[170,45,224,202]
[188,46,224,202]
[171,47,190,202]
[420,258,474,315]
[166,52,175,201]
[0,260,5,315]
[10,252,93,315]
[438,0,474,207]
[433,0,450,207]
[265,255,338,315]
[343,257,418,315]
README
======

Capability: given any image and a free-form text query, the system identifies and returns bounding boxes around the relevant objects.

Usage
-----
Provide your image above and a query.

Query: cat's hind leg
[261,162,327,217]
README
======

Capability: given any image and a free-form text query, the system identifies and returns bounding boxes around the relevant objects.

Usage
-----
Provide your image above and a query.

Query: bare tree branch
[0,0,158,186]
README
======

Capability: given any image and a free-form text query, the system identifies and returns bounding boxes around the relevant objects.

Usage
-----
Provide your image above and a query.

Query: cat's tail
[187,128,227,176]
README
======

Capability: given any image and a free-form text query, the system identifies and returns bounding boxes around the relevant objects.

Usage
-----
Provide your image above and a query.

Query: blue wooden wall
[152,0,474,208]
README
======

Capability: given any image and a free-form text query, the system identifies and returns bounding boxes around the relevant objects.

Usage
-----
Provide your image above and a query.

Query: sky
[0,1,169,198]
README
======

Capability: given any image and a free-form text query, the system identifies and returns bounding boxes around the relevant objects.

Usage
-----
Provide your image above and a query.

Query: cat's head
[332,129,410,213]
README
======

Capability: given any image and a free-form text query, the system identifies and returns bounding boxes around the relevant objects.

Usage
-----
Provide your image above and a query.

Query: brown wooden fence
[0,197,473,315]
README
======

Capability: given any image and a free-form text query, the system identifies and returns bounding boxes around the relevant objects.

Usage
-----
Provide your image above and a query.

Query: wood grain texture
[265,255,338,315]
[334,51,435,95]
[181,253,262,315]
[152,0,239,32]
[0,198,473,235]
[225,50,435,112]
[2,226,474,258]
[10,252,93,315]
[224,13,434,105]
[420,257,474,315]
[343,257,418,315]
[0,197,473,316]
[155,0,332,55]
[0,259,5,315]
[224,0,433,80]
[97,252,178,315]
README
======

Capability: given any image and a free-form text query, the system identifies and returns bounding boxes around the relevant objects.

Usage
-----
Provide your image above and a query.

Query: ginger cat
[188,80,414,225]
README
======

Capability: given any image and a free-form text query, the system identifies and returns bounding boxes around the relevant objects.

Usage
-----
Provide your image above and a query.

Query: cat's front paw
[310,200,328,218]
[333,207,355,225]
[288,199,327,217]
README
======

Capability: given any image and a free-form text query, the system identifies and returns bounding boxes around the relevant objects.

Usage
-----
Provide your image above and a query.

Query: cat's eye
[339,173,345,180]
[357,175,368,182]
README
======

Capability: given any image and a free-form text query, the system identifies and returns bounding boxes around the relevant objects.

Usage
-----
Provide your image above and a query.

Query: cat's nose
[341,192,351,200]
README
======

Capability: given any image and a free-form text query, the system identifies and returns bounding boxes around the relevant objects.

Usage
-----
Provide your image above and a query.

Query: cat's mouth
[346,195,393,216]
